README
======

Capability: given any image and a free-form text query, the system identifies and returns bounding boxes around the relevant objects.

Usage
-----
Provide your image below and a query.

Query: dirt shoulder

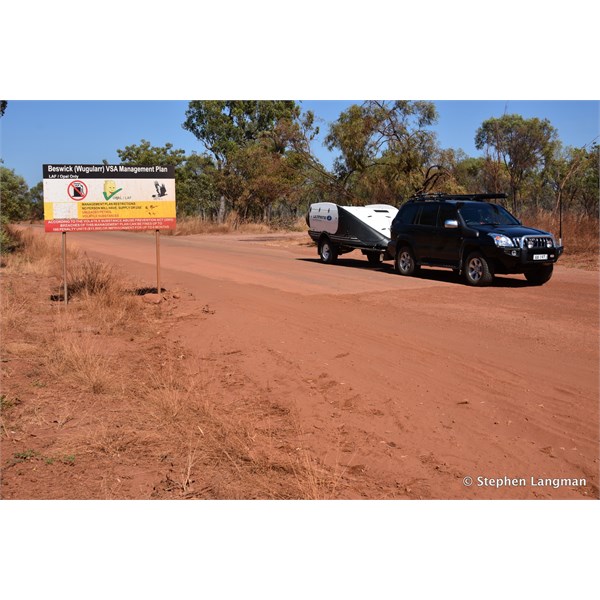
[1,229,598,499]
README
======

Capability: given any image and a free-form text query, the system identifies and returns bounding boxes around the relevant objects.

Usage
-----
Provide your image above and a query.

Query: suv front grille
[514,236,553,249]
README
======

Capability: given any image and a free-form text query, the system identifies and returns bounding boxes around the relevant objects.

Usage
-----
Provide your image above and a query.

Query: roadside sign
[43,164,176,232]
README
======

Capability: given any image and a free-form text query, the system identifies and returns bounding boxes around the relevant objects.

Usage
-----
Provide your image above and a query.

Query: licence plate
[533,254,548,261]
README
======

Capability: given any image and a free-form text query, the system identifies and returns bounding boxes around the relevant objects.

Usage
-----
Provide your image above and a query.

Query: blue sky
[1,100,598,187]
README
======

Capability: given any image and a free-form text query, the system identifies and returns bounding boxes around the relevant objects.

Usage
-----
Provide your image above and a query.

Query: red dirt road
[64,229,600,498]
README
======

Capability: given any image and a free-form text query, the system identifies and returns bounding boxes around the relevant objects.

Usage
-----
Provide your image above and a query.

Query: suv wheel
[524,265,553,285]
[318,237,338,264]
[395,246,418,276]
[464,252,493,286]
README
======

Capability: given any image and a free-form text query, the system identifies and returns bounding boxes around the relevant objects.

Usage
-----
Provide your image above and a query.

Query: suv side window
[437,204,457,227]
[417,204,438,226]
[397,203,419,225]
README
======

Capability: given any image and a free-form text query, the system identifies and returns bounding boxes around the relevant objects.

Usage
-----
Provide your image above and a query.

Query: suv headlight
[488,233,514,247]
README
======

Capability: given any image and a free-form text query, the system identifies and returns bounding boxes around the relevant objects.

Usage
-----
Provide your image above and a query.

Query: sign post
[156,229,161,294]
[62,232,68,305]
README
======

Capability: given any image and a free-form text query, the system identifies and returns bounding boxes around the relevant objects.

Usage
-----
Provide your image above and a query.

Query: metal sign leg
[156,229,161,294]
[62,232,68,306]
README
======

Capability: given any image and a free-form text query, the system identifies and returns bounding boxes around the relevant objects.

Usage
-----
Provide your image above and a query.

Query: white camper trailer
[306,202,398,264]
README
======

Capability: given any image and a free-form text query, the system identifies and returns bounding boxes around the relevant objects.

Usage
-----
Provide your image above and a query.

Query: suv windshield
[459,203,520,226]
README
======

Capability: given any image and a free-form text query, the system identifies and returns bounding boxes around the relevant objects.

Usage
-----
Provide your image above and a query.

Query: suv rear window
[417,204,438,226]
[397,203,419,225]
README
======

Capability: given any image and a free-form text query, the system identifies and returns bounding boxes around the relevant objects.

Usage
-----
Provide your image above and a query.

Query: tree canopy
[116,139,187,168]
[182,101,318,222]
[1,102,597,228]
[1,166,31,222]
[325,101,443,203]
[182,101,303,163]
[475,114,558,212]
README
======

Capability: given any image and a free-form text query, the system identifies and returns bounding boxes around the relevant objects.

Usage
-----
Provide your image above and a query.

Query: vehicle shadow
[415,268,530,288]
[297,257,389,271]
[296,257,531,288]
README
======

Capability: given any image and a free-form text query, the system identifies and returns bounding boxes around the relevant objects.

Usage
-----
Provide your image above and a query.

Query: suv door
[413,203,439,262]
[389,202,420,258]
[431,203,461,266]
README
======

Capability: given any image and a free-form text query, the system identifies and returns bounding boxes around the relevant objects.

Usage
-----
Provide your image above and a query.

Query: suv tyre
[524,265,553,286]
[464,251,493,286]
[395,246,418,276]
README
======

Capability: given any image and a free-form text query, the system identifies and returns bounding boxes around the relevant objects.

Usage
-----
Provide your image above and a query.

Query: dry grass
[1,225,354,499]
[44,332,116,395]
[143,353,206,422]
[522,209,599,269]
[2,229,144,333]
[170,218,232,236]
[168,213,307,236]
[67,257,145,333]
[67,258,118,297]
[0,280,30,330]
[294,450,345,500]
[2,227,75,277]
[133,345,348,498]
[170,215,272,236]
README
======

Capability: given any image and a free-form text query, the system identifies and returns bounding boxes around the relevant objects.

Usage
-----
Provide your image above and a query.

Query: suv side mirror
[444,219,459,229]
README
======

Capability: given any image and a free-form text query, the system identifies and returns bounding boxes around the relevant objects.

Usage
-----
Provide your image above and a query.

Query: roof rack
[407,193,508,203]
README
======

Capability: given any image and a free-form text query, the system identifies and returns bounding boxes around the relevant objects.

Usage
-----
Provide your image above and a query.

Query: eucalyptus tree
[475,114,558,213]
[182,101,306,222]
[324,101,441,203]
[550,143,599,215]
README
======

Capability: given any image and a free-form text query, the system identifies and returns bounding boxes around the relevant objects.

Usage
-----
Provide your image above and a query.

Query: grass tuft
[68,258,118,297]
[44,333,116,395]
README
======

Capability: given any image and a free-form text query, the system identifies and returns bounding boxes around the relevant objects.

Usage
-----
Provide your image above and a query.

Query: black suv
[387,193,563,286]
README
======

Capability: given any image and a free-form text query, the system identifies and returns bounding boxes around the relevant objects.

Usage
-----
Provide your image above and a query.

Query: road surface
[62,229,599,498]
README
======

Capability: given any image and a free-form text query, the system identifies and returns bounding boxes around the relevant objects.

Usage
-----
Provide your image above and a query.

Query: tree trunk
[554,187,563,214]
[218,195,226,224]
[217,158,226,224]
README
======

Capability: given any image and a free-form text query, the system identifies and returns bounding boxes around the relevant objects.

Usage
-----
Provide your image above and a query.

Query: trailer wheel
[318,237,338,264]
[367,253,382,266]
